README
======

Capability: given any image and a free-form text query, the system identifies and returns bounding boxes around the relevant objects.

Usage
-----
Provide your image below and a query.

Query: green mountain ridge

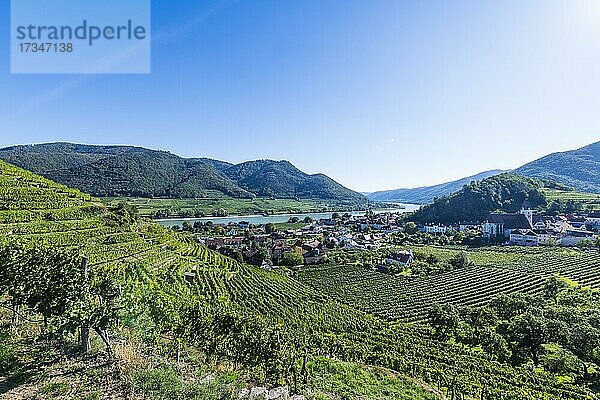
[515,141,600,194]
[0,143,365,203]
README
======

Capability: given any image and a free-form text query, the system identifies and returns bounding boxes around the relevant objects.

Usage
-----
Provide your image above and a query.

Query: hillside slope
[408,173,548,224]
[0,143,365,203]
[515,141,600,193]
[223,159,364,202]
[368,170,504,204]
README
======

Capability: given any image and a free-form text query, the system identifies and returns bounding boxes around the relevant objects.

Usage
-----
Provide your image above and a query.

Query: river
[156,203,422,228]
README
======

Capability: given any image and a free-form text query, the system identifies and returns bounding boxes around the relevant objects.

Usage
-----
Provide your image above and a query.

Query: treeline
[428,277,600,391]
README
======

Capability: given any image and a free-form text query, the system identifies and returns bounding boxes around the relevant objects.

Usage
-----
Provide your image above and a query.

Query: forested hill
[515,141,600,194]
[0,143,365,202]
[368,169,504,204]
[408,173,549,224]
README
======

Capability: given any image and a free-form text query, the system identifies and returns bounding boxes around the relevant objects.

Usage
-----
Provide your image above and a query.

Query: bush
[280,251,304,266]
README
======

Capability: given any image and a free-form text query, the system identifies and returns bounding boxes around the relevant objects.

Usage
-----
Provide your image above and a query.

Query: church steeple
[520,199,533,226]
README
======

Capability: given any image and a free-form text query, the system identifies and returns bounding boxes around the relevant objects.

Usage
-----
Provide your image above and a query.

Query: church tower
[520,199,533,226]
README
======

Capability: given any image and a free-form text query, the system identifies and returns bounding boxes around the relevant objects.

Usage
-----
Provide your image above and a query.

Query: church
[482,200,533,239]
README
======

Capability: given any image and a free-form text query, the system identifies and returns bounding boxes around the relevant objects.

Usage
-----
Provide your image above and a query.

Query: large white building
[483,201,533,239]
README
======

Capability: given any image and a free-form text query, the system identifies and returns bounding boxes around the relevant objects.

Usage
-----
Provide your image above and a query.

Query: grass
[273,222,309,231]
[103,197,365,218]
[130,358,441,400]
[306,357,439,400]
[38,382,70,396]
[131,366,243,400]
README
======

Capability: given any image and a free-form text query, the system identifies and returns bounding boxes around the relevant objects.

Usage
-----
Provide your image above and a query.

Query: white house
[509,229,539,246]
[385,250,414,266]
[424,225,448,234]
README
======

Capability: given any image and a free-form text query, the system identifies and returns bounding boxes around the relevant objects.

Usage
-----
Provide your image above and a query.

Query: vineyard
[295,264,547,322]
[296,245,600,322]
[542,188,600,210]
[0,159,599,399]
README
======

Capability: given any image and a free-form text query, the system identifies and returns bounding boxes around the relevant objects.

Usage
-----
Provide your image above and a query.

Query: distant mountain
[0,143,365,203]
[408,173,549,224]
[368,170,504,204]
[515,141,600,194]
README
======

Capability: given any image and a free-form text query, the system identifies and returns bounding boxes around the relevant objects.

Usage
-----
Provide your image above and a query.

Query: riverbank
[103,196,377,219]
[156,204,421,228]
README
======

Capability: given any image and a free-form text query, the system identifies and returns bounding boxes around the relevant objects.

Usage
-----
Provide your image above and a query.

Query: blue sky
[1,0,599,192]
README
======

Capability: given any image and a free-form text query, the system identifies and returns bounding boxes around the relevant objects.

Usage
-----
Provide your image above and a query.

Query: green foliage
[429,281,600,388]
[449,251,473,269]
[409,173,547,224]
[280,251,304,266]
[38,382,71,396]
[404,222,418,234]
[0,332,18,374]
[0,243,86,322]
[264,223,276,234]
[0,143,366,202]
[306,357,438,400]
[132,366,241,400]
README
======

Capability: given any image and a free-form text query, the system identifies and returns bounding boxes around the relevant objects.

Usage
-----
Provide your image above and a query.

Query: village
[175,202,600,269]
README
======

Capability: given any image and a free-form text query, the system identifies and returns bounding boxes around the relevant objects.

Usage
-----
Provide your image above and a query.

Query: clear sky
[1,0,599,192]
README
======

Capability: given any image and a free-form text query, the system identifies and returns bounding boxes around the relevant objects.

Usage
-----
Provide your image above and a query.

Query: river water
[157,203,421,228]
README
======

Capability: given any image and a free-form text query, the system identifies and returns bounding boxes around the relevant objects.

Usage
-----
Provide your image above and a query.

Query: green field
[103,196,366,218]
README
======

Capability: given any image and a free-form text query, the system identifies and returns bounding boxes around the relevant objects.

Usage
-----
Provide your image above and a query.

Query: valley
[1,141,600,400]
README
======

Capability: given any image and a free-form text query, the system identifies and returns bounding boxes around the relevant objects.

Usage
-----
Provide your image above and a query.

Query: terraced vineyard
[1,159,598,399]
[542,188,600,210]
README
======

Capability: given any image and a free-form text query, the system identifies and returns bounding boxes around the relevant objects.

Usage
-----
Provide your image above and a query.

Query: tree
[280,252,304,266]
[508,311,547,366]
[567,322,600,381]
[265,223,276,234]
[0,243,122,355]
[543,276,569,303]
[404,222,418,235]
[215,208,228,217]
[331,213,340,220]
[302,216,313,223]
[428,303,460,340]
[450,251,473,269]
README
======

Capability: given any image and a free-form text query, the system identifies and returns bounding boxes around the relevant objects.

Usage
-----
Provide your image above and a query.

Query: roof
[511,229,537,236]
[387,251,414,263]
[486,213,532,230]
